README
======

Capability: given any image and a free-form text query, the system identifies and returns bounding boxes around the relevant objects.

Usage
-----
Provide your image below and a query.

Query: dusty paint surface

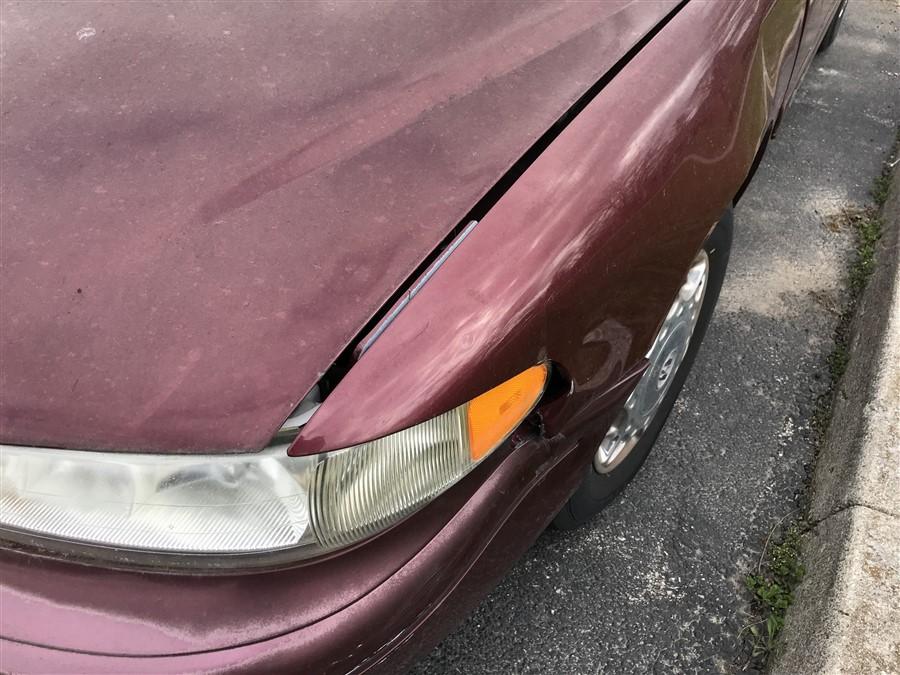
[0,0,676,452]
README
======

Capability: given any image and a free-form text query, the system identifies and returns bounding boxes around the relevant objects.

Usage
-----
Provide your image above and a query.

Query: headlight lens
[0,364,547,566]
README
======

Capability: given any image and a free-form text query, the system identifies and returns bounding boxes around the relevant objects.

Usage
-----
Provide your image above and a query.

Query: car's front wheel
[554,209,733,529]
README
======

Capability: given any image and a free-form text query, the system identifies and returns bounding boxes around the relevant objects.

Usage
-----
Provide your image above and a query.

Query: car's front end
[1,0,816,670]
[1,413,620,673]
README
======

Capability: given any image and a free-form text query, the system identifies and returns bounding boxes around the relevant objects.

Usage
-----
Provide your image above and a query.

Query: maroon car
[0,0,846,672]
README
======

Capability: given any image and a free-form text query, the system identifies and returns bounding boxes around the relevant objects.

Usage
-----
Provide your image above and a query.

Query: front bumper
[0,423,605,674]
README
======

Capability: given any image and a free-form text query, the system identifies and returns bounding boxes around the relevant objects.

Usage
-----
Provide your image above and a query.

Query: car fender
[294,0,806,454]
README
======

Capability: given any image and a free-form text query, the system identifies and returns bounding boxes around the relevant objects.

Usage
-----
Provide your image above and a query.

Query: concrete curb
[772,166,900,673]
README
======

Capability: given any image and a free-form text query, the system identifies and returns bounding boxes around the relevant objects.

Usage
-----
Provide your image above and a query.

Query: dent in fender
[292,0,806,456]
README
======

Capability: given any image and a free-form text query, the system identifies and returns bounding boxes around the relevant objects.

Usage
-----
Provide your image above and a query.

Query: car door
[786,0,844,99]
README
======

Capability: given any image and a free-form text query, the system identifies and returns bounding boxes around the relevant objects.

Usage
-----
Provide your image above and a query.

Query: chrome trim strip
[358,219,479,355]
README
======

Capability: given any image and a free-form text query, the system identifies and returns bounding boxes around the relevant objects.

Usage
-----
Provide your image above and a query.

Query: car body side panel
[785,0,844,102]
[763,0,811,124]
[294,0,807,455]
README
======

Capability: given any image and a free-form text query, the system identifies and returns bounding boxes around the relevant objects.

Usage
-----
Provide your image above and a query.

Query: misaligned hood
[0,0,678,453]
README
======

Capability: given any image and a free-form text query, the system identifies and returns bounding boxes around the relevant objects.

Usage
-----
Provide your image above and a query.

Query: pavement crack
[809,501,900,530]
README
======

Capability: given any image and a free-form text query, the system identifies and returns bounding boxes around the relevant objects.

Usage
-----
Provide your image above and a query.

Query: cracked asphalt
[414,2,899,673]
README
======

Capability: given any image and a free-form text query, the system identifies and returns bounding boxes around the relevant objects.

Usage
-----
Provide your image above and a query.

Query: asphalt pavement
[414,2,900,673]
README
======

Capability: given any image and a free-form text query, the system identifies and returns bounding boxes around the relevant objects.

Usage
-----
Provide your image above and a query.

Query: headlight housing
[0,364,547,568]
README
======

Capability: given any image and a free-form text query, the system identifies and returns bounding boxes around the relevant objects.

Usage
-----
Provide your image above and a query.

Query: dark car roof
[0,0,678,453]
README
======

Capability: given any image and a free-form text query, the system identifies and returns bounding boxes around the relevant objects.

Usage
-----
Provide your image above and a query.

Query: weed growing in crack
[871,172,891,207]
[812,206,884,442]
[848,208,883,295]
[742,519,807,661]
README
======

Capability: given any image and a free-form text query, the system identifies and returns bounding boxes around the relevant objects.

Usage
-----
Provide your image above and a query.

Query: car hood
[0,0,678,453]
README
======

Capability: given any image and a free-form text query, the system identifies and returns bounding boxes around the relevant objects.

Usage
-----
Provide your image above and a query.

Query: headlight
[0,364,547,567]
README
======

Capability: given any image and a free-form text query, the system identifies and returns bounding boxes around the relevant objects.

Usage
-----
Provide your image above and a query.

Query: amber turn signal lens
[466,364,549,461]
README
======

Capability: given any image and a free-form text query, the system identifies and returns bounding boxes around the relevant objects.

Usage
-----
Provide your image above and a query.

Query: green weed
[744,521,807,659]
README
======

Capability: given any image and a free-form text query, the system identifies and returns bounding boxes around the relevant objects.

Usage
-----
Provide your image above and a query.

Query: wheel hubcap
[594,250,710,473]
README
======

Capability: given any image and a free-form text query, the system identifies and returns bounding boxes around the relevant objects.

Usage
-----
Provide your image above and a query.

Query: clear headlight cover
[0,365,547,566]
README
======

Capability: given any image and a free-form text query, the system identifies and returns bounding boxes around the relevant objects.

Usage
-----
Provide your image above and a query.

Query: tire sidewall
[818,0,847,54]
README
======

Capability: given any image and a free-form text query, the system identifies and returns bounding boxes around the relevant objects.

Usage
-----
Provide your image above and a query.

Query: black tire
[553,209,733,529]
[818,0,847,54]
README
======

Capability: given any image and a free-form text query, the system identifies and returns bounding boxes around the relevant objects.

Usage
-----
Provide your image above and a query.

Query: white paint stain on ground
[632,542,687,603]
[76,25,95,41]
[778,416,796,442]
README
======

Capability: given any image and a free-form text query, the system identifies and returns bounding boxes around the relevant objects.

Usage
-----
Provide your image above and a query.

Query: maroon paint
[0,0,677,453]
[787,0,844,102]
[292,0,811,455]
[0,0,838,672]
